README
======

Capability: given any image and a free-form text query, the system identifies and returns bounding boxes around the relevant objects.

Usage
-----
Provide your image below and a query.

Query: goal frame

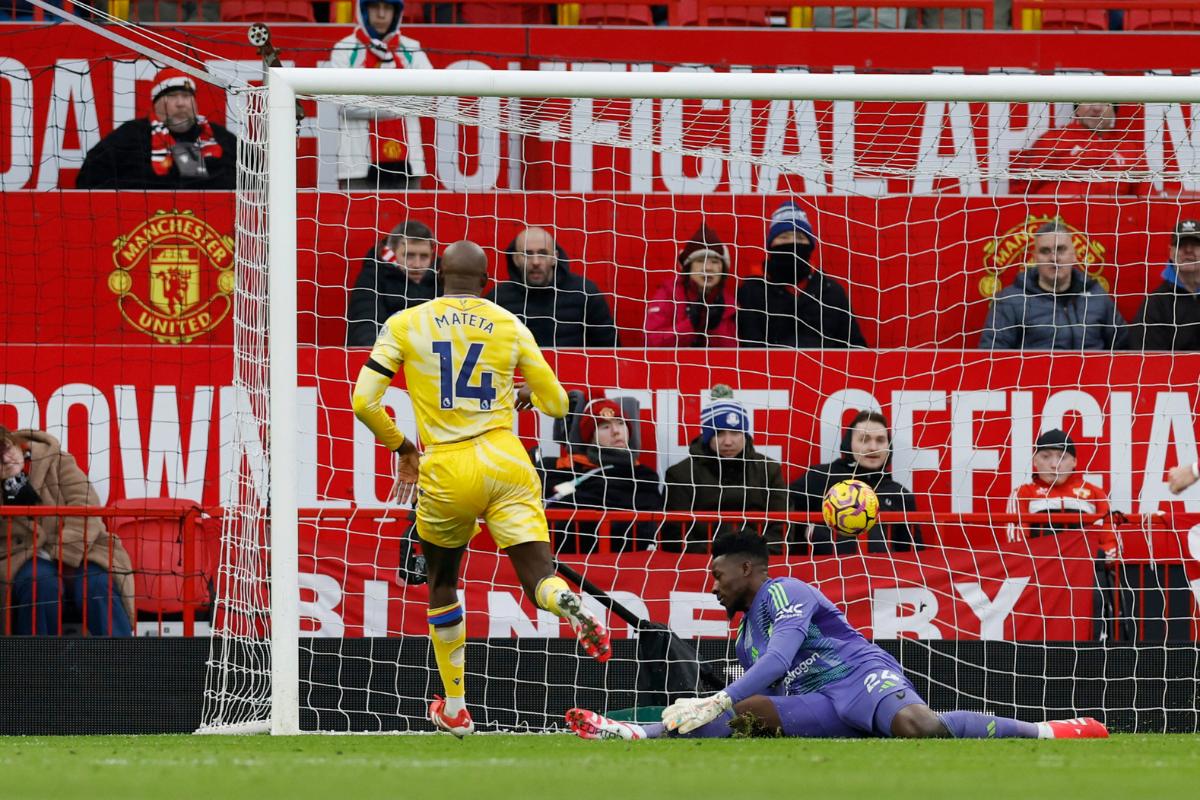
[261,67,1200,735]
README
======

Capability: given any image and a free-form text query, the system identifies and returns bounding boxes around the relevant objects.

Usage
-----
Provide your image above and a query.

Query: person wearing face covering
[737,202,868,349]
[76,68,237,190]
[790,410,921,555]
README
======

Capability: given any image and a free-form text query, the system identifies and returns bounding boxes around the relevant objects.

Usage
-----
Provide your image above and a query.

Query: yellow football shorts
[414,428,550,550]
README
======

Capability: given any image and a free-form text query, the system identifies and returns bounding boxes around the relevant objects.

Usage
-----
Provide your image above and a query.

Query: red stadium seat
[1038,9,1109,30]
[1124,9,1200,30]
[672,0,771,26]
[109,498,212,618]
[464,3,554,23]
[578,3,655,25]
[221,1,316,22]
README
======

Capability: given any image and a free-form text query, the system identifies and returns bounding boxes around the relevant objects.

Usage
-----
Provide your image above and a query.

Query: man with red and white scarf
[1006,428,1119,568]
[329,1,432,190]
[76,69,236,190]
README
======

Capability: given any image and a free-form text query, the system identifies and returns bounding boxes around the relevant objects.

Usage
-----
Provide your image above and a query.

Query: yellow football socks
[534,576,572,616]
[427,602,466,713]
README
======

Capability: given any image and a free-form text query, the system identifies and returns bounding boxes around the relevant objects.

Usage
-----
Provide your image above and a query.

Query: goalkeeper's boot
[557,590,611,663]
[566,708,643,741]
[1040,717,1109,739]
[430,695,475,738]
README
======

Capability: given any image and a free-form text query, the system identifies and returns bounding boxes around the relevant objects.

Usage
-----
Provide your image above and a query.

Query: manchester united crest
[980,214,1107,299]
[107,210,235,343]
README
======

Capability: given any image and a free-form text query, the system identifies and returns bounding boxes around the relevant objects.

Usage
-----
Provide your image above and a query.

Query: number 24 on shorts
[864,670,902,694]
[432,341,496,410]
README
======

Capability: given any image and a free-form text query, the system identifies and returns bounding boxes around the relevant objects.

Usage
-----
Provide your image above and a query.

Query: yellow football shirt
[352,295,569,447]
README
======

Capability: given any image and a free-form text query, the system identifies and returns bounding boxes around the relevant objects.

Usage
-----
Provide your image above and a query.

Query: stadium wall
[1,638,1195,734]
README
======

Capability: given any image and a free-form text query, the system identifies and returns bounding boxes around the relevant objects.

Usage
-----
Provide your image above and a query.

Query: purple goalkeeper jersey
[726,577,903,704]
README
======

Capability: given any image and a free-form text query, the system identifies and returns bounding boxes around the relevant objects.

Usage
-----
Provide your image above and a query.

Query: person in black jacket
[790,410,921,555]
[662,384,788,553]
[346,220,438,345]
[538,398,662,552]
[1129,219,1200,351]
[487,226,618,348]
[738,201,868,349]
[75,68,236,190]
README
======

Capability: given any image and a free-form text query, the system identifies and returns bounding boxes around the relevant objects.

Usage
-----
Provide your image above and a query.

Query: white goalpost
[200,67,1200,736]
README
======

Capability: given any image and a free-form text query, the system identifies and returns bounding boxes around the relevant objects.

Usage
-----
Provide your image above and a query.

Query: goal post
[201,66,1200,735]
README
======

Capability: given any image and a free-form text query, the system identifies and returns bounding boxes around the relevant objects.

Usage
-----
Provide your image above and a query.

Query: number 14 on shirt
[432,341,496,410]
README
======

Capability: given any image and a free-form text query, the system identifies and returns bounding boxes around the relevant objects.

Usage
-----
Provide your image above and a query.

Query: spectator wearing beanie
[645,225,738,348]
[76,67,237,190]
[663,385,788,553]
[537,397,663,553]
[738,201,868,349]
[791,410,921,555]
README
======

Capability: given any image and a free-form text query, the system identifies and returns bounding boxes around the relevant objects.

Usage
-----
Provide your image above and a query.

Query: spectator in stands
[738,202,868,349]
[1129,220,1200,351]
[662,385,788,553]
[980,221,1126,351]
[645,225,738,349]
[488,226,619,348]
[790,410,922,555]
[539,398,663,552]
[346,220,438,346]
[329,1,433,190]
[1006,429,1118,569]
[75,68,236,191]
[1009,103,1148,197]
[0,427,133,636]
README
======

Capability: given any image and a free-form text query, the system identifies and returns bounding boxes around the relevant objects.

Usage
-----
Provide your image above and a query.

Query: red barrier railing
[0,504,208,636]
[2,504,1179,637]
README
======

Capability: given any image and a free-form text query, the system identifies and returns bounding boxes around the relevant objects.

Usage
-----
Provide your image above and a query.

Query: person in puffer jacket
[980,220,1126,351]
[645,225,738,348]
[487,226,618,348]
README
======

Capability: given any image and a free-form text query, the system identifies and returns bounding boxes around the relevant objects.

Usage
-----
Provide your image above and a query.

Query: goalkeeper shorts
[415,428,550,551]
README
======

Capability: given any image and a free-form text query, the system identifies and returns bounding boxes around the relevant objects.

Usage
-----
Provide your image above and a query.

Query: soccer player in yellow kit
[351,240,611,737]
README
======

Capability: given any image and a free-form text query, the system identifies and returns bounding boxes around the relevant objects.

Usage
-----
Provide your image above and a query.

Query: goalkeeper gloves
[662,691,733,735]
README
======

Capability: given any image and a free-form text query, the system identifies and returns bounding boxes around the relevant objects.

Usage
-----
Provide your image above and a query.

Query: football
[821,479,879,538]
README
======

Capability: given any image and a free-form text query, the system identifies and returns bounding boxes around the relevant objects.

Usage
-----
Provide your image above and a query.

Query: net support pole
[267,71,300,736]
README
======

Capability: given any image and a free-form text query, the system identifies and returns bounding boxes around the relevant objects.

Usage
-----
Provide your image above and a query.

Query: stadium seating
[578,3,656,25]
[108,498,213,619]
[220,1,316,22]
[1124,8,1200,30]
[671,0,772,26]
[1037,8,1109,30]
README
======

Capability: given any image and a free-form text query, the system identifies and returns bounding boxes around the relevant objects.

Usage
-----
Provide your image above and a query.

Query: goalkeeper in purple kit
[567,530,1108,741]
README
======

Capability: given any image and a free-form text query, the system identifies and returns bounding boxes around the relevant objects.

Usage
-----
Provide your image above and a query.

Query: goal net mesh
[201,78,1200,735]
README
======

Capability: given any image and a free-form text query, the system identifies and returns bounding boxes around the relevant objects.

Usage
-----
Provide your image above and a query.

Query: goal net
[201,68,1200,735]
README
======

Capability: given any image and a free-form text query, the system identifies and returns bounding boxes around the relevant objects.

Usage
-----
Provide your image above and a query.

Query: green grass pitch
[2,734,1197,800]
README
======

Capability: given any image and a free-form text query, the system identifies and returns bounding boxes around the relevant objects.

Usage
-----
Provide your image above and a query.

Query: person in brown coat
[0,427,134,635]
